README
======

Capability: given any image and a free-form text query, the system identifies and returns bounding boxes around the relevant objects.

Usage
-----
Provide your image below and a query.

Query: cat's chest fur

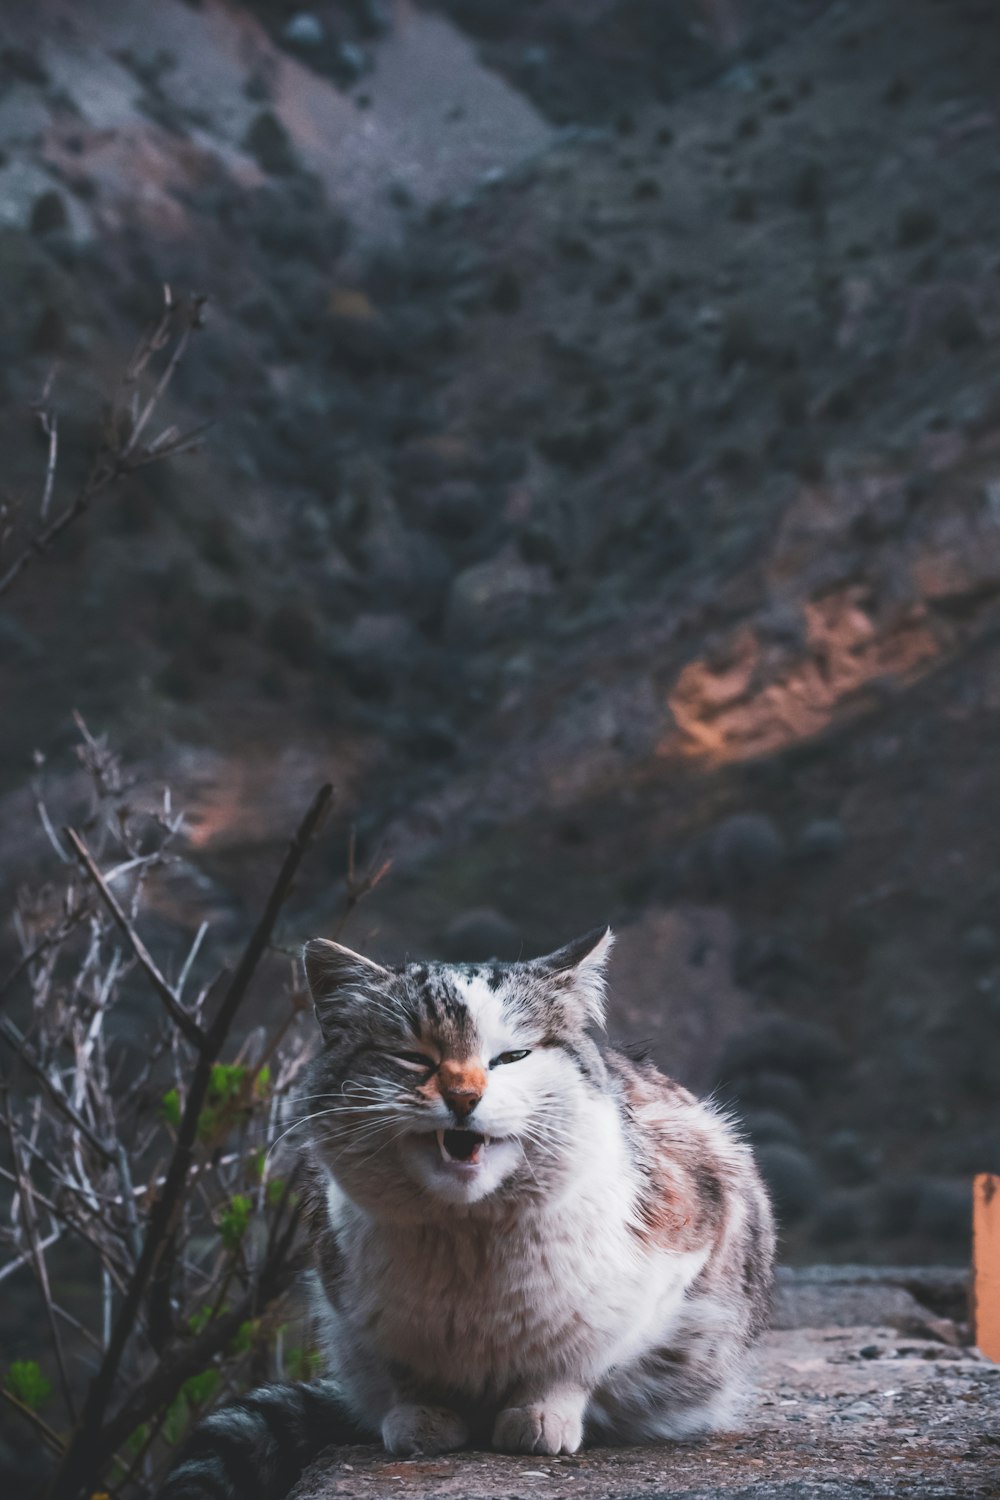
[326,1160,708,1398]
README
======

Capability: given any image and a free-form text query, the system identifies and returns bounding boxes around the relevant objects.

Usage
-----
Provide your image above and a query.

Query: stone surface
[771,1279,935,1332]
[289,1325,1000,1500]
[8,0,553,248]
[774,1265,970,1323]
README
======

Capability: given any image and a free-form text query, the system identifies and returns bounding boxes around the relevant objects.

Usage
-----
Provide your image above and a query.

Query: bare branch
[4,1095,77,1421]
[115,1144,143,1263]
[65,827,208,1053]
[32,375,59,524]
[101,1193,307,1461]
[0,1224,61,1284]
[45,784,334,1500]
[0,1165,132,1287]
[120,291,206,461]
[176,921,209,999]
[0,291,207,602]
[332,827,393,938]
[0,1386,65,1458]
[0,1016,114,1165]
[0,908,87,1012]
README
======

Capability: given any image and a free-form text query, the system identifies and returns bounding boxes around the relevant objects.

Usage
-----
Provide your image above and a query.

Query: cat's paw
[492,1400,584,1456]
[381,1403,468,1456]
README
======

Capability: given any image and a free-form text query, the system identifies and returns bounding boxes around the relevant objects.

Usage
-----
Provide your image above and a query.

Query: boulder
[283,14,325,48]
[755,1142,820,1225]
[771,1271,938,1330]
[404,480,488,541]
[716,1017,848,1084]
[709,812,786,891]
[342,612,417,661]
[446,549,552,644]
[795,818,848,861]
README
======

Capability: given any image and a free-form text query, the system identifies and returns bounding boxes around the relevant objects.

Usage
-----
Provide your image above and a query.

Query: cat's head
[298,928,614,1213]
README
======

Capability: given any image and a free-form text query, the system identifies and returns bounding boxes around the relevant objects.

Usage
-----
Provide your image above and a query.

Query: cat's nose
[438,1060,486,1119]
[444,1088,481,1120]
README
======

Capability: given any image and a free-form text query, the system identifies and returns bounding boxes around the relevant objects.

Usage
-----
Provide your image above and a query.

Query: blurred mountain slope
[1,0,999,1262]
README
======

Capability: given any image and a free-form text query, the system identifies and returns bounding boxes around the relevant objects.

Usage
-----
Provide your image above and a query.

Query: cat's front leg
[492,1384,589,1456]
[381,1402,469,1457]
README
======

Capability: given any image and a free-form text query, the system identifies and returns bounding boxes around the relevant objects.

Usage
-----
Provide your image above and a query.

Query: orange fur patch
[438,1059,487,1099]
[614,1058,726,1255]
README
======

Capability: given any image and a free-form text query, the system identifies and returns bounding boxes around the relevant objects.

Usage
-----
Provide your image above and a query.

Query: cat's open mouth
[436,1128,489,1165]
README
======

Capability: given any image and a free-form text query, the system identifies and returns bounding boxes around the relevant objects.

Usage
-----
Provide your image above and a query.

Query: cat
[161,928,774,1499]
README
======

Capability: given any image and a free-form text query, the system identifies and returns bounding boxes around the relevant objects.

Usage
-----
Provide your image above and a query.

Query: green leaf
[266,1177,285,1209]
[197,1063,251,1140]
[208,1063,246,1105]
[187,1305,214,1335]
[161,1088,182,1128]
[182,1368,220,1409]
[254,1064,271,1096]
[124,1423,149,1456]
[285,1345,322,1381]
[230,1319,255,1355]
[6,1360,51,1409]
[163,1393,188,1445]
[218,1192,252,1251]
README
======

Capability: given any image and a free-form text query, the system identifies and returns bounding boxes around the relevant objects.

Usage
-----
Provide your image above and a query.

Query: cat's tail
[158,1379,367,1500]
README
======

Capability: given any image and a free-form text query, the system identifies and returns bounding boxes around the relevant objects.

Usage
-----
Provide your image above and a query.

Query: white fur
[304,939,772,1455]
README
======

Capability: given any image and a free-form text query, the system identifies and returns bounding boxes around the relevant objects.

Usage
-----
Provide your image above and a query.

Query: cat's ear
[302,939,391,1038]
[534,926,614,1029]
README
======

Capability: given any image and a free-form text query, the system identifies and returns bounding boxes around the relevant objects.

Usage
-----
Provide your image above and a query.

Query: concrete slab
[288,1326,1000,1500]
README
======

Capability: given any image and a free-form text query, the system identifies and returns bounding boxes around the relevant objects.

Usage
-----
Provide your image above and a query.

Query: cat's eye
[491,1049,531,1067]
[390,1051,436,1072]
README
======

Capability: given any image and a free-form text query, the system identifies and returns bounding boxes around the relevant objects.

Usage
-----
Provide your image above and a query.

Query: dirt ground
[289,1324,1000,1500]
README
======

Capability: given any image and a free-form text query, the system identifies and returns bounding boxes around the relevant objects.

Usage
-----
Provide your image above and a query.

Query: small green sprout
[6,1359,51,1409]
[182,1369,220,1408]
[218,1192,251,1251]
[161,1088,182,1128]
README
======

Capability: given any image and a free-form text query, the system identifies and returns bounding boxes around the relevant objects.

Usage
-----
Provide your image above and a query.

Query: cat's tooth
[436,1128,449,1162]
[484,1136,491,1148]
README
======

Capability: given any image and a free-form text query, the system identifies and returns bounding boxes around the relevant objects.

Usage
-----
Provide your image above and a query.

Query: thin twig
[0,1225,61,1284]
[115,1144,144,1263]
[0,1386,65,1457]
[45,784,334,1500]
[0,291,206,602]
[4,1095,77,1422]
[65,827,207,1052]
[121,294,205,461]
[176,921,209,999]
[102,1201,307,1461]
[0,1016,114,1164]
[0,902,88,1012]
[0,1165,132,1287]
[34,390,59,524]
[332,828,392,938]
[0,441,112,598]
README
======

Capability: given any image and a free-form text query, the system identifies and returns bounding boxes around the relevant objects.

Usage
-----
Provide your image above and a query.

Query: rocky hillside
[1,0,1000,1266]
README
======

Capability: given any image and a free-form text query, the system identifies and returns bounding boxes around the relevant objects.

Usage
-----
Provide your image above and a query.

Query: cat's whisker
[349,1124,414,1172]
[515,1139,544,1190]
[264,1104,397,1161]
